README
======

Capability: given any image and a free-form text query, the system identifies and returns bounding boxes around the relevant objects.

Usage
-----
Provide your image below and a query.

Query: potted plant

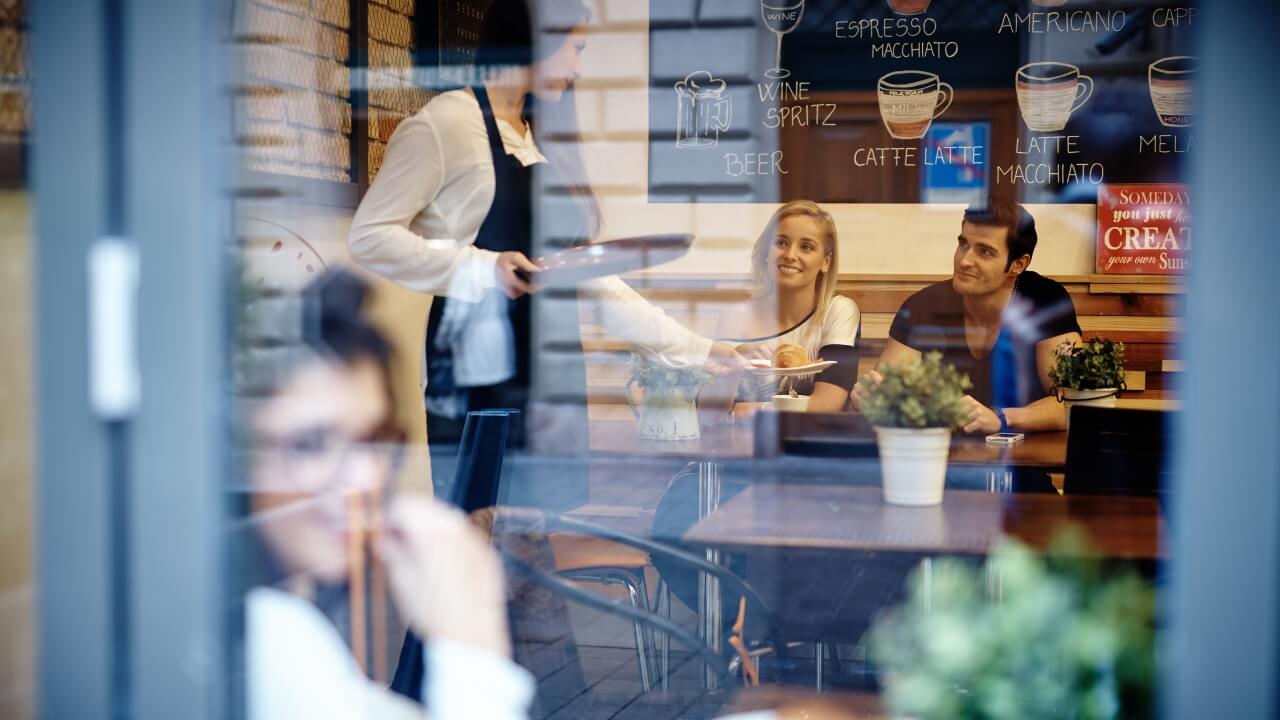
[625,351,711,441]
[868,533,1156,719]
[859,352,972,506]
[1050,338,1126,427]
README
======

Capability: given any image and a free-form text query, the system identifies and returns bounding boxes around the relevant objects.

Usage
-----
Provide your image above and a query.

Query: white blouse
[247,587,535,720]
[726,295,861,400]
[348,89,711,367]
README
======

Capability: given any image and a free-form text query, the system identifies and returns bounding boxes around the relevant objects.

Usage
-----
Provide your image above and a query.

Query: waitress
[348,0,736,454]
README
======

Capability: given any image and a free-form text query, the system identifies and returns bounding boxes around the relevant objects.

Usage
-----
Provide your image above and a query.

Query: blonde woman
[708,200,861,414]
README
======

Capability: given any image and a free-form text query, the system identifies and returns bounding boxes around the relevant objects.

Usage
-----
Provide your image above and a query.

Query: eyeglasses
[253,419,407,494]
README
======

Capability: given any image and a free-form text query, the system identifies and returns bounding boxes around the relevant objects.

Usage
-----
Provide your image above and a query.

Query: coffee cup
[772,394,810,412]
[1016,62,1093,132]
[877,70,953,140]
[886,0,931,14]
[1149,56,1197,128]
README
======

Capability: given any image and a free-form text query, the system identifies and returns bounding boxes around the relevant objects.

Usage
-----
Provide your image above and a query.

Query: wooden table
[586,413,1072,686]
[685,484,1165,560]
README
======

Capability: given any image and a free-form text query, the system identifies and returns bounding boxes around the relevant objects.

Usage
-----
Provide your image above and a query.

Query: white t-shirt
[347,88,712,369]
[247,586,535,720]
[724,295,861,400]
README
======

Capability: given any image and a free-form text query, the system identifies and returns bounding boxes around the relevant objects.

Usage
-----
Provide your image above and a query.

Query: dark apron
[424,86,588,450]
[394,89,591,703]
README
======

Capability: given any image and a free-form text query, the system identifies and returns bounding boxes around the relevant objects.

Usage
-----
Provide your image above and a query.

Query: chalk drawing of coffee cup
[886,0,931,15]
[674,71,733,148]
[1149,56,1197,127]
[1031,0,1067,6]
[1016,62,1093,133]
[877,70,953,140]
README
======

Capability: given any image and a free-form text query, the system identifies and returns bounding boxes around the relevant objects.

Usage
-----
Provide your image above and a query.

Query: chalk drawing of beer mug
[1016,62,1093,132]
[674,71,733,148]
[877,70,953,140]
[1149,56,1197,128]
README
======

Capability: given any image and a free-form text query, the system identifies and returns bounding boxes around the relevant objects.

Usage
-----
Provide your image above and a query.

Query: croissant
[772,343,810,368]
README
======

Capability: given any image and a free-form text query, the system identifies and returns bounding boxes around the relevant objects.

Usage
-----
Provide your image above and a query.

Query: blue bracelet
[995,407,1010,433]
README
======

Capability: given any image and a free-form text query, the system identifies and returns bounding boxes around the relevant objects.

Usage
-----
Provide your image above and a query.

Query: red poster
[1096,183,1191,274]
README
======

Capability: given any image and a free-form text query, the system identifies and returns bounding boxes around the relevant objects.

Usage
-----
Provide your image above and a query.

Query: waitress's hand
[735,344,773,367]
[495,251,540,299]
[376,495,511,659]
[703,341,749,377]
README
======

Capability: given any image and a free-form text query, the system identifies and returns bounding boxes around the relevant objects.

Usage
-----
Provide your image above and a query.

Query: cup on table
[1149,56,1197,127]
[1016,61,1093,132]
[771,394,810,412]
[877,70,953,140]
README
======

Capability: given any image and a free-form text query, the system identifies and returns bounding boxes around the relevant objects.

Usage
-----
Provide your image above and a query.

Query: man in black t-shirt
[853,201,1082,434]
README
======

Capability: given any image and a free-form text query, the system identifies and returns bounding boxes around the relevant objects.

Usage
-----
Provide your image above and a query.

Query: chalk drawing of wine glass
[761,0,804,80]
[674,71,733,148]
[1149,56,1197,128]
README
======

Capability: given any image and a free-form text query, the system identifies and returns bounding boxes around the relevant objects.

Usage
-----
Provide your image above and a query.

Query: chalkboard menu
[648,0,1198,204]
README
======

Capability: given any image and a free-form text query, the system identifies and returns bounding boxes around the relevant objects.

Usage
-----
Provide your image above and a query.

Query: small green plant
[1050,337,1127,392]
[860,351,972,429]
[628,351,710,402]
[868,532,1156,720]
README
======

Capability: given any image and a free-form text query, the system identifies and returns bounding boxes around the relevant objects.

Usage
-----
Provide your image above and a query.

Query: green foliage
[628,351,710,402]
[1050,338,1127,391]
[868,532,1156,720]
[860,351,972,429]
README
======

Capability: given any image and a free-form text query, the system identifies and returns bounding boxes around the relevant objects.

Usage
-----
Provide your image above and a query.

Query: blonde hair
[750,200,840,349]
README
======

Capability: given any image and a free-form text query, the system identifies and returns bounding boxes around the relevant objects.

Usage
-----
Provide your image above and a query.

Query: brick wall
[366,0,431,181]
[236,0,353,182]
[0,0,25,143]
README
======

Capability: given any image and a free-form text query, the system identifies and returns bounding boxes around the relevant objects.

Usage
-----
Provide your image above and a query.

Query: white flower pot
[874,426,952,506]
[1061,387,1118,429]
[626,383,700,441]
[771,394,810,412]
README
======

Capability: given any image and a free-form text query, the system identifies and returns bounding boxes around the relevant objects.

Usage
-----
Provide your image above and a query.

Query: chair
[396,409,667,695]
[1064,406,1171,497]
[492,507,782,689]
[547,534,663,691]
[391,409,526,701]
[449,409,517,512]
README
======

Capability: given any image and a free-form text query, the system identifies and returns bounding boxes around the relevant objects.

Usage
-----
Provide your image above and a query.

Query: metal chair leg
[618,572,653,692]
[657,578,670,692]
[559,567,656,692]
[635,571,658,687]
[815,643,825,693]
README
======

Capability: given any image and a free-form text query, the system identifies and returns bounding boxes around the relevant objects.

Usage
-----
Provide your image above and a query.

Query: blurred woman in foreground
[244,270,531,719]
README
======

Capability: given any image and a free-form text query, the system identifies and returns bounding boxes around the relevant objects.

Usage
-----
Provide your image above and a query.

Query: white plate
[747,360,837,377]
